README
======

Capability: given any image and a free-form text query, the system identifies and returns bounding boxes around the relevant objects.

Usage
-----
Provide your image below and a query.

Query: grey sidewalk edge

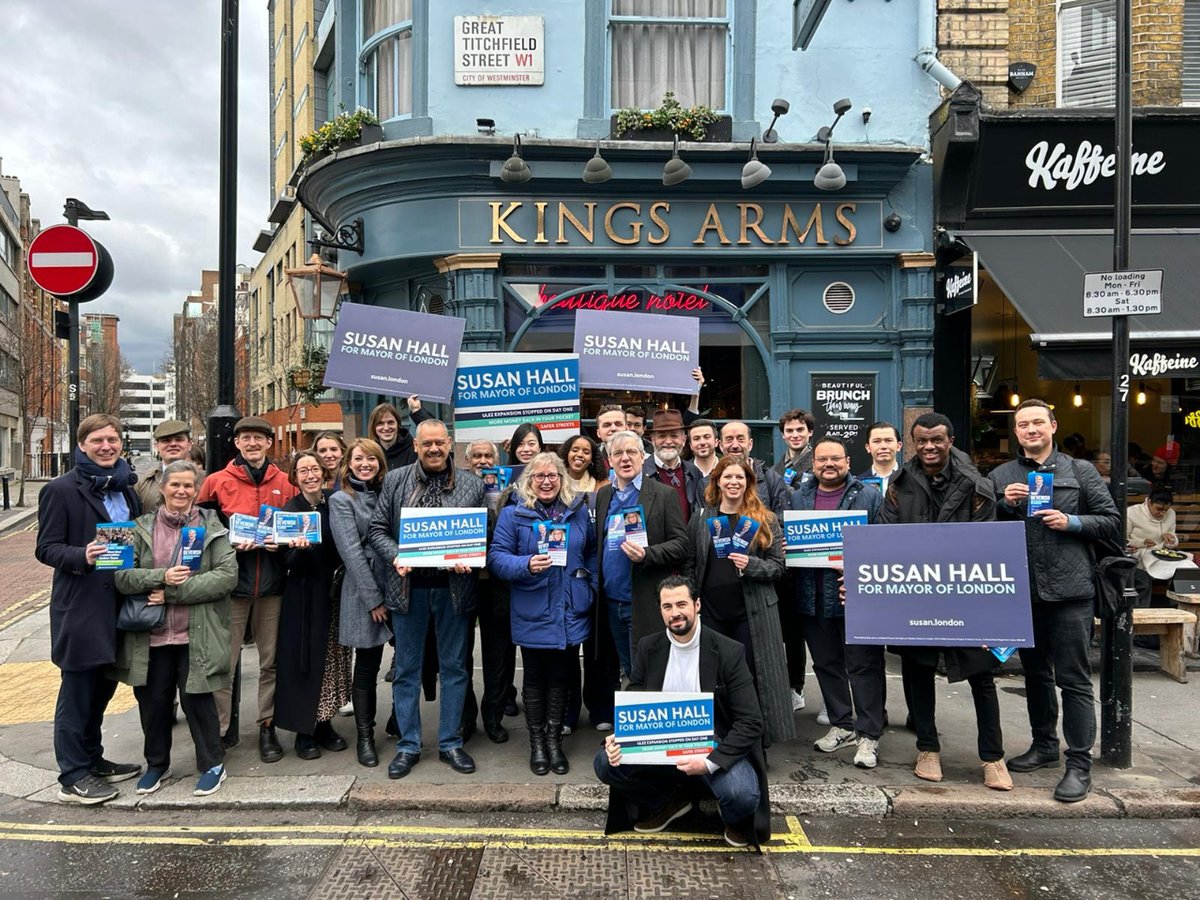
[0,506,38,535]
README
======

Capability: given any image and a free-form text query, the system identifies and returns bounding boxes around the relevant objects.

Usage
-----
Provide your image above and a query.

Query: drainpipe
[915,0,962,91]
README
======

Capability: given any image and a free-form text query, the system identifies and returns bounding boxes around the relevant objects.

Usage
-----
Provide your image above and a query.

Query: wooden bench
[1166,591,1200,659]
[1128,609,1196,683]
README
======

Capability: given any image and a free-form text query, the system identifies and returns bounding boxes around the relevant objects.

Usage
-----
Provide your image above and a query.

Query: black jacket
[383,430,416,472]
[791,475,882,618]
[989,448,1121,602]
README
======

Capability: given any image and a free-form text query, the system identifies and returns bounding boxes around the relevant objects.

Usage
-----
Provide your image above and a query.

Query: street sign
[27,224,113,301]
[1083,269,1163,318]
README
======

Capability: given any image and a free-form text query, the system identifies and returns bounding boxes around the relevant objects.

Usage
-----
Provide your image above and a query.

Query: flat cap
[234,416,274,437]
[153,420,191,440]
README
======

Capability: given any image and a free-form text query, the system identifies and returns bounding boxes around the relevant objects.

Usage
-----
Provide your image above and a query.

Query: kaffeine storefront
[298,137,934,468]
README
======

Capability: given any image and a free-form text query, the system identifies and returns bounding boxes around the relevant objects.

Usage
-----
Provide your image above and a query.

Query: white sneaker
[791,689,805,712]
[814,726,856,753]
[338,701,354,717]
[854,736,879,769]
[816,707,830,727]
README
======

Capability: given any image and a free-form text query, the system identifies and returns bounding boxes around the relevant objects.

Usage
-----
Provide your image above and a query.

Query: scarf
[74,447,137,493]
[415,464,452,509]
[237,455,268,485]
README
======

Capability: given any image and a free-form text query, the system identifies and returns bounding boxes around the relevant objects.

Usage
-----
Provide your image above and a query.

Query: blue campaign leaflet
[730,516,760,553]
[179,527,206,572]
[604,512,626,550]
[532,521,550,555]
[454,352,581,443]
[1027,471,1054,516]
[275,511,321,544]
[623,505,648,548]
[782,510,869,568]
[255,505,280,544]
[707,516,733,558]
[613,691,717,765]
[229,513,262,545]
[546,522,570,567]
[843,521,1034,647]
[396,507,488,568]
[991,646,1018,663]
[95,522,136,570]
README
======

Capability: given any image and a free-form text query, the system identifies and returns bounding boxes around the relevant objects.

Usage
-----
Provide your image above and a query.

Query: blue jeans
[593,748,760,826]
[391,588,470,754]
[608,598,634,679]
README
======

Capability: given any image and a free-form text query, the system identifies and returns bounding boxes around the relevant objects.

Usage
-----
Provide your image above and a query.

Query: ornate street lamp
[285,253,347,320]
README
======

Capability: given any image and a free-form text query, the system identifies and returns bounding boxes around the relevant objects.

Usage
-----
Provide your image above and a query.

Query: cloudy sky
[1,1,270,374]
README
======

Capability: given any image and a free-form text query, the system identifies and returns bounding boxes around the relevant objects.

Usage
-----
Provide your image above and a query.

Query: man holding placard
[594,576,768,848]
[989,399,1121,803]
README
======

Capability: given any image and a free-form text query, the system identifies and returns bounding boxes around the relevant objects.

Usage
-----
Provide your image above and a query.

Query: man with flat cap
[136,420,198,511]
[198,416,297,760]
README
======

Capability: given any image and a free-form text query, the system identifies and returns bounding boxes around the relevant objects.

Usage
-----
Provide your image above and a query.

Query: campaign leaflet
[782,510,869,568]
[707,516,733,558]
[623,505,648,548]
[396,507,488,568]
[1027,471,1054,517]
[614,691,717,765]
[275,511,321,544]
[229,513,262,545]
[605,512,626,550]
[546,522,570,567]
[533,521,550,555]
[255,505,280,544]
[860,476,883,492]
[730,516,760,554]
[95,522,136,570]
[179,526,206,572]
[991,646,1018,663]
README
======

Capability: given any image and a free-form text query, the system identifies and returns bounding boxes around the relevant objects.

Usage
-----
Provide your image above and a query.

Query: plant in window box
[298,107,383,163]
[286,344,330,405]
[613,91,722,142]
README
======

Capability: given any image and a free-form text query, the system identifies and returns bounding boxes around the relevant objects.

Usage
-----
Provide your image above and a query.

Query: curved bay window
[361,0,413,121]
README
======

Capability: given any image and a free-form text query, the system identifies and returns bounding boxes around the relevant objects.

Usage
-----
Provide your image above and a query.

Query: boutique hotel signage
[459,198,883,252]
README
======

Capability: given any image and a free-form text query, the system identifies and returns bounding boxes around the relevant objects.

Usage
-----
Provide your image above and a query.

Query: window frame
[1056,0,1117,108]
[359,4,414,122]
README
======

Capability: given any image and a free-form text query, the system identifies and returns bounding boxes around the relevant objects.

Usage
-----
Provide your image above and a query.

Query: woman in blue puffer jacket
[489,451,597,776]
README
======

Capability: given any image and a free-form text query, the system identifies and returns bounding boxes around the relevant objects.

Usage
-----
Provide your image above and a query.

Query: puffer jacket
[791,475,882,617]
[989,448,1121,602]
[368,461,485,615]
[488,493,598,650]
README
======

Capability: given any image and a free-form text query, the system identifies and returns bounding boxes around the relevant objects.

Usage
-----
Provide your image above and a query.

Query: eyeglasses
[295,466,323,476]
[814,456,847,464]
[532,473,560,482]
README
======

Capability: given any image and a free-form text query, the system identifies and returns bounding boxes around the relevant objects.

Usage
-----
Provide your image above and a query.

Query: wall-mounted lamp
[814,141,847,191]
[815,97,852,144]
[285,253,348,320]
[1136,381,1147,405]
[741,138,771,189]
[761,98,790,143]
[500,134,532,183]
[309,217,365,256]
[582,139,613,184]
[663,135,692,186]
[476,117,496,136]
[1073,384,1084,407]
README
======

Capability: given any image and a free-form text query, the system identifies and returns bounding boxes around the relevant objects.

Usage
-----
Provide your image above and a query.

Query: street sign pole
[63,206,82,460]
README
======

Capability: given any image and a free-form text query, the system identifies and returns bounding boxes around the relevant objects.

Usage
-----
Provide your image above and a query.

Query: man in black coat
[35,413,143,805]
[594,575,769,848]
[989,399,1121,803]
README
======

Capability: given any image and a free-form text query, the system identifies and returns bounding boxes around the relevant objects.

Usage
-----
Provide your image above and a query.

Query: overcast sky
[1,1,270,375]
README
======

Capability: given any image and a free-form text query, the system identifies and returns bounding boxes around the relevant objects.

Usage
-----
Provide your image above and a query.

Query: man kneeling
[594,576,769,848]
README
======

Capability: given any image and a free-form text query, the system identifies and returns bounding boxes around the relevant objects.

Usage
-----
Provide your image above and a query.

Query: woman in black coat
[272,451,352,757]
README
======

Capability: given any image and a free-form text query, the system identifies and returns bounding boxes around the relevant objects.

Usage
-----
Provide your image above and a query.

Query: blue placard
[397,507,488,568]
[229,513,261,545]
[623,505,648,548]
[547,522,570,567]
[730,516,759,553]
[783,510,869,568]
[275,511,321,544]
[613,691,717,765]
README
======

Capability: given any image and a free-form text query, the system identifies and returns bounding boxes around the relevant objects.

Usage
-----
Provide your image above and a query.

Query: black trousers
[353,643,385,690]
[133,643,223,773]
[803,610,886,740]
[461,587,517,730]
[522,645,578,697]
[777,582,806,692]
[902,655,1003,761]
[54,667,119,787]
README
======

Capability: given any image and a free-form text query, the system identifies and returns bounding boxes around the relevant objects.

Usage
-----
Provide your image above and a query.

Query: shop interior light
[741,138,771,189]
[1073,384,1084,407]
[582,139,613,184]
[500,134,532,183]
[662,135,693,186]
[1010,386,1021,407]
[1137,381,1147,405]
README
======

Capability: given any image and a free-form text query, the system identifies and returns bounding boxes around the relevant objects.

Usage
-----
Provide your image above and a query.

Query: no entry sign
[27,224,114,301]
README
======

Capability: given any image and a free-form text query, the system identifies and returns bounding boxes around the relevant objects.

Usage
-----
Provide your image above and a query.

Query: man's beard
[657,447,680,465]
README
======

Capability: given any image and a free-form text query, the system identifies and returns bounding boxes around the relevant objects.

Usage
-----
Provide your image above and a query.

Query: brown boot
[914,750,943,782]
[982,758,1014,791]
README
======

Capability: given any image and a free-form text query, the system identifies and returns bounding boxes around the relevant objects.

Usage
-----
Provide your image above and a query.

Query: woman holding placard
[488,452,598,775]
[683,456,794,746]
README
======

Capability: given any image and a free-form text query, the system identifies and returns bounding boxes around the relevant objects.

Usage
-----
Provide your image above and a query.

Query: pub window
[609,0,730,112]
[1185,0,1200,106]
[361,0,413,121]
[1057,0,1116,108]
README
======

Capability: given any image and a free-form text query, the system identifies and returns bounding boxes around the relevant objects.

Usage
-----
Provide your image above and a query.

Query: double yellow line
[0,589,50,632]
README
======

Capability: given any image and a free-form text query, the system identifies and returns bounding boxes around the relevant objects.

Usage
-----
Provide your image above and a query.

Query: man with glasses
[136,420,198,511]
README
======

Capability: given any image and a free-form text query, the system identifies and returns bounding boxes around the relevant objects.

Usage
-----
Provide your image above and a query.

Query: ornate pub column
[433,253,505,352]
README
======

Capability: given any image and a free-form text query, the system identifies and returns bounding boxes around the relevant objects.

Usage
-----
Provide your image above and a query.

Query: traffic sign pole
[63,210,82,462]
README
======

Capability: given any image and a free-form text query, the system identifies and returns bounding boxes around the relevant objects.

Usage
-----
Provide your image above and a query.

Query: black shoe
[295,733,321,761]
[89,759,141,784]
[387,751,420,779]
[221,730,240,750]
[58,773,118,805]
[314,721,348,752]
[353,687,378,768]
[484,723,509,744]
[504,698,520,717]
[1053,768,1091,803]
[259,723,284,763]
[1008,747,1061,773]
[439,747,476,774]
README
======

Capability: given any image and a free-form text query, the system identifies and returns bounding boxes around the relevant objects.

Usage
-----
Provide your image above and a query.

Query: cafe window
[1185,0,1200,106]
[1057,0,1116,108]
[361,0,413,120]
[609,0,730,111]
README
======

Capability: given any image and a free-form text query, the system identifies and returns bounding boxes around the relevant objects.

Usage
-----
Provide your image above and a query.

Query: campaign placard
[623,505,648,548]
[256,505,280,544]
[324,303,466,402]
[707,516,733,558]
[613,691,717,765]
[95,522,136,570]
[546,522,570,566]
[843,521,1034,647]
[229,513,262,545]
[396,507,488,568]
[783,510,869,568]
[179,526,206,572]
[730,516,760,553]
[1027,471,1054,516]
[454,352,581,443]
[275,511,321,544]
[574,309,699,395]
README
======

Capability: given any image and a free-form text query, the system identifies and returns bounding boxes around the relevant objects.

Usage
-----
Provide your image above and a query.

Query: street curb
[0,507,38,536]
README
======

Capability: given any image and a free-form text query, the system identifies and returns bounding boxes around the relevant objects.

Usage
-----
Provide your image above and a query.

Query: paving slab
[558,782,609,810]
[769,783,890,817]
[0,758,59,799]
[351,780,557,812]
[885,784,1122,818]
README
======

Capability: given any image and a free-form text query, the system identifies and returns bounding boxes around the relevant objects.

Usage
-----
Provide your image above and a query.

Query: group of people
[36,390,1124,847]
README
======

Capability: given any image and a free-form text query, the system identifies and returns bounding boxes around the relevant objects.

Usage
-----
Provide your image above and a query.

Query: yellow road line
[0,588,50,630]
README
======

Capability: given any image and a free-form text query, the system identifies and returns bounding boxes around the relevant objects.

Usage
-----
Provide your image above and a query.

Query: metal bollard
[1,474,10,512]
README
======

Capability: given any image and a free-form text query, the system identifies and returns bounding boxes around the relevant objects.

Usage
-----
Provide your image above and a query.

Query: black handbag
[117,594,166,632]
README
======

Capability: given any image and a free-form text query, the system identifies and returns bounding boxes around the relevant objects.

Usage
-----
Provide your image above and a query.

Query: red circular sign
[27,224,102,296]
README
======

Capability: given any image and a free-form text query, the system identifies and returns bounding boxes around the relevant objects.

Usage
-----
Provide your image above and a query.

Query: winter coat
[695,458,793,518]
[35,468,143,671]
[197,457,297,598]
[111,508,237,693]
[329,486,391,649]
[136,465,207,512]
[368,462,485,615]
[791,475,882,618]
[990,448,1122,602]
[684,507,794,746]
[641,457,705,517]
[382,430,416,472]
[488,492,597,650]
[774,445,814,489]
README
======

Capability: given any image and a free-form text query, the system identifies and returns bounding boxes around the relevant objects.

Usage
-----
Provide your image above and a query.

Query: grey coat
[683,507,795,746]
[368,462,485,615]
[329,487,392,648]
